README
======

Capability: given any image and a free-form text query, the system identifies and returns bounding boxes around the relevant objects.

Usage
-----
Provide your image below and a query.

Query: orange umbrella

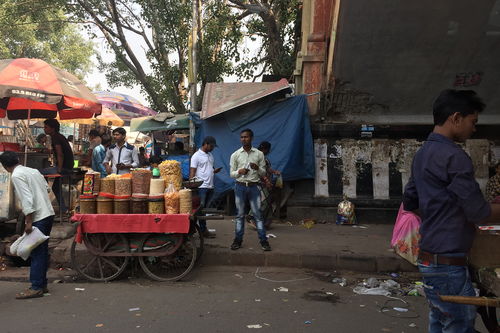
[0,58,101,120]
[59,107,124,127]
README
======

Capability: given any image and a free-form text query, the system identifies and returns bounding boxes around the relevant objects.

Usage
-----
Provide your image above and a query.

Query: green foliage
[0,0,95,80]
[230,0,301,81]
[66,0,243,113]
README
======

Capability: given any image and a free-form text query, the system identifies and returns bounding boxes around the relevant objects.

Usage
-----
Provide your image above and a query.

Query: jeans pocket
[447,266,475,297]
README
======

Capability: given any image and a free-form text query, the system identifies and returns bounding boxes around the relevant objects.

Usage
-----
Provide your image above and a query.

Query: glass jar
[79,195,96,214]
[114,198,130,214]
[131,197,148,214]
[96,197,113,214]
[148,196,165,214]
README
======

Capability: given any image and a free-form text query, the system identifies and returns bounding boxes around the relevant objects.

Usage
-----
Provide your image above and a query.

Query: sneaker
[202,230,216,239]
[230,239,242,250]
[260,240,272,251]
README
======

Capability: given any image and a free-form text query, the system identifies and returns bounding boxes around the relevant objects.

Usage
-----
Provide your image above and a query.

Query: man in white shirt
[0,151,55,299]
[103,127,139,175]
[229,129,270,251]
[190,136,221,238]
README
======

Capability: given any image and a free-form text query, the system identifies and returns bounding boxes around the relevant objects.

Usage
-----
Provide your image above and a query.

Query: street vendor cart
[70,162,223,282]
[71,213,197,282]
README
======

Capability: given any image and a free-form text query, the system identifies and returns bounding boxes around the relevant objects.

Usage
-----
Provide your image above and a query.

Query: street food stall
[0,58,102,229]
[71,160,213,281]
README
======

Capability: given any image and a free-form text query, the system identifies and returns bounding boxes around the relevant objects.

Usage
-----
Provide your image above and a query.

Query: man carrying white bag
[0,151,55,299]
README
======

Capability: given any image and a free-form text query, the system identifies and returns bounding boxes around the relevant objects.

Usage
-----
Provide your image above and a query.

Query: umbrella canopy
[130,114,190,133]
[58,107,124,127]
[94,91,157,125]
[0,58,101,120]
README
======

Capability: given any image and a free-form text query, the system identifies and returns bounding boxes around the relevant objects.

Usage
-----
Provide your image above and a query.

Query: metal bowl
[182,180,204,189]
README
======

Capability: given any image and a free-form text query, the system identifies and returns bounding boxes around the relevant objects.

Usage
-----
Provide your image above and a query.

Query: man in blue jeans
[0,151,55,299]
[229,129,271,251]
[190,136,221,238]
[403,90,500,332]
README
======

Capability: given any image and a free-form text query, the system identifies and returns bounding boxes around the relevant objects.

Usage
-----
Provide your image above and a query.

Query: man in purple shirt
[403,89,500,333]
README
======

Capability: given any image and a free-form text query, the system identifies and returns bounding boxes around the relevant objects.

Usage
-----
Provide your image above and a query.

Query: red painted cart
[70,214,197,282]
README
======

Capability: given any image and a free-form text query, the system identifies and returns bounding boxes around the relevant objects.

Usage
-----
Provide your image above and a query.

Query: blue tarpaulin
[191,94,314,197]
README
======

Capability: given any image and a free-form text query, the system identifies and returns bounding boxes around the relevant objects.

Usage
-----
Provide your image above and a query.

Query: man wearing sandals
[0,151,55,299]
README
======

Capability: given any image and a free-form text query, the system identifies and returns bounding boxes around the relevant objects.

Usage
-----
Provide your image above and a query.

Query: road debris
[129,307,141,312]
[74,288,85,292]
[274,287,288,292]
[247,324,262,329]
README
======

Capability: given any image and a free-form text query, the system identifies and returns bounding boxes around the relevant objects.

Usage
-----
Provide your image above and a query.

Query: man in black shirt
[41,119,74,214]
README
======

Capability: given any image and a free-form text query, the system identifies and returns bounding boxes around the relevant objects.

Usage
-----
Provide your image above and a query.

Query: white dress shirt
[103,142,139,174]
[11,165,54,222]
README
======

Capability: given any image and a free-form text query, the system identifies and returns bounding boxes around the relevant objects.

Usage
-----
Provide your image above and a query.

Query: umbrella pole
[24,109,31,166]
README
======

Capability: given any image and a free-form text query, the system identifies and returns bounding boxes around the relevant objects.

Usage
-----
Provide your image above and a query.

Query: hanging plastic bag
[391,203,421,266]
[164,183,180,214]
[275,174,283,189]
[10,226,50,260]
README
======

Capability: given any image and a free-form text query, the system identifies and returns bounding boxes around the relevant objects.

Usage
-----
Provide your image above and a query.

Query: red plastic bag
[391,203,421,266]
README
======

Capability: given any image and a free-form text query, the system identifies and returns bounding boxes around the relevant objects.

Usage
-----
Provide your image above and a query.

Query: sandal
[16,288,44,299]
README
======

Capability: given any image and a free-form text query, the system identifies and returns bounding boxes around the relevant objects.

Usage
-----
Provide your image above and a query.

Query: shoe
[202,230,216,239]
[15,288,44,299]
[43,287,49,294]
[230,239,242,250]
[260,240,272,251]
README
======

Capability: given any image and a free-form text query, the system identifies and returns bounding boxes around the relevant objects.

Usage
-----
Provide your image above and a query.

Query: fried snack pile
[159,160,182,190]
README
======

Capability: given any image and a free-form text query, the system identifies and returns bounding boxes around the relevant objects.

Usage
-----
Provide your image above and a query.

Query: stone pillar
[314,139,329,197]
[342,140,357,198]
[465,139,490,193]
[372,140,391,199]
[399,139,420,192]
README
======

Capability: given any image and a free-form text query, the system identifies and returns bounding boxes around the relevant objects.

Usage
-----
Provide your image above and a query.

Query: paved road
[0,266,432,332]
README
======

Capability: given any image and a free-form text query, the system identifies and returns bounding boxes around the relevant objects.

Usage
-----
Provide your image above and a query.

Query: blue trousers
[30,216,54,290]
[197,188,213,232]
[418,255,477,333]
[234,183,266,242]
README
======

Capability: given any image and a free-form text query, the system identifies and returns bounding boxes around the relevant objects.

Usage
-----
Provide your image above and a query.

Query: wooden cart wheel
[71,233,129,282]
[138,234,197,282]
[192,224,204,261]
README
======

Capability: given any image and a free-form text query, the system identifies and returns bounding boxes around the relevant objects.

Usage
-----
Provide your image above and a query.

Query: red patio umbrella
[0,58,102,164]
[0,58,102,120]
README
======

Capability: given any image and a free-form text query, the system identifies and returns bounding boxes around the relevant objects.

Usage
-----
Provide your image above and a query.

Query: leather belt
[236,181,259,187]
[418,251,468,266]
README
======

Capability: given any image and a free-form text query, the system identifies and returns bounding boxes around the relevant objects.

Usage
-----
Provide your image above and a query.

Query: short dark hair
[36,133,46,143]
[68,135,74,142]
[258,141,271,151]
[240,128,254,137]
[101,134,112,146]
[149,155,163,164]
[0,151,20,168]
[174,141,184,151]
[89,129,99,137]
[139,147,145,152]
[44,118,60,132]
[112,127,126,136]
[202,136,217,146]
[433,89,486,126]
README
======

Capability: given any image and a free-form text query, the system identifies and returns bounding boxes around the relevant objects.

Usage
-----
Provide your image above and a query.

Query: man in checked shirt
[229,129,271,251]
[103,127,139,175]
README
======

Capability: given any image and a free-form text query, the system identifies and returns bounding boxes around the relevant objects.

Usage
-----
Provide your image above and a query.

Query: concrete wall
[330,0,500,124]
